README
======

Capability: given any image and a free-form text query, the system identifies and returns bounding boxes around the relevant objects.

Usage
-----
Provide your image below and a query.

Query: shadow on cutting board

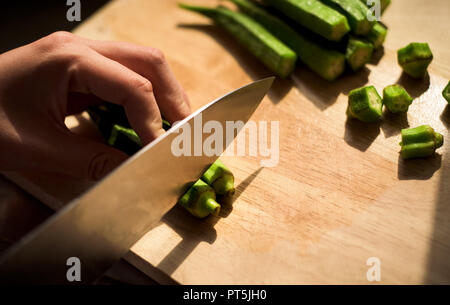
[397,154,442,180]
[177,23,372,110]
[291,66,370,111]
[396,72,430,99]
[178,23,301,106]
[425,144,450,283]
[156,167,263,276]
[344,119,381,152]
[380,110,410,139]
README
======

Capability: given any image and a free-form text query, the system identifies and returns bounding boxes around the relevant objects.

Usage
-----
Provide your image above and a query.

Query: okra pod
[229,0,345,81]
[346,36,374,71]
[400,125,444,159]
[201,159,235,196]
[322,0,374,36]
[260,0,350,41]
[88,102,171,155]
[397,42,433,78]
[367,22,387,49]
[107,124,142,155]
[346,85,383,122]
[178,180,221,218]
[442,81,450,103]
[382,84,413,113]
[179,3,297,78]
[360,0,391,14]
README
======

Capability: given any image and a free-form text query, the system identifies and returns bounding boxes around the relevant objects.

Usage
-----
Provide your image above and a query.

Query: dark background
[0,0,110,53]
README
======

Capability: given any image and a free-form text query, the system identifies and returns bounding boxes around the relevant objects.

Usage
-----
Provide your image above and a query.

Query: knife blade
[0,77,274,284]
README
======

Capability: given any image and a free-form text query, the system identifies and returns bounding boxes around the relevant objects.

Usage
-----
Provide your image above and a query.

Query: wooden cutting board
[3,0,450,284]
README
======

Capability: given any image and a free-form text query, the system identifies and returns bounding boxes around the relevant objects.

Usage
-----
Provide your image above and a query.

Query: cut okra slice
[346,37,374,71]
[443,81,450,103]
[367,22,387,49]
[201,159,235,196]
[108,124,142,155]
[397,43,433,78]
[400,125,444,159]
[383,84,413,113]
[347,85,383,122]
[178,180,221,218]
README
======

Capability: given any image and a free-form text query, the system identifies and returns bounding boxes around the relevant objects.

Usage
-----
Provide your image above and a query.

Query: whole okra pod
[179,3,297,78]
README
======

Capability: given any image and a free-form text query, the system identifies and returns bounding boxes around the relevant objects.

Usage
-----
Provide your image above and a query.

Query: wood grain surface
[3,0,450,284]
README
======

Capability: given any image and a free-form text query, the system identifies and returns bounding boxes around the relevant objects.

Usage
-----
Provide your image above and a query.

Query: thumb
[45,131,129,181]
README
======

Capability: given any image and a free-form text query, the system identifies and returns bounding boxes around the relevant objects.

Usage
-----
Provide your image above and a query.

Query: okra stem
[201,159,235,196]
[179,3,297,78]
[178,180,221,218]
[400,125,444,159]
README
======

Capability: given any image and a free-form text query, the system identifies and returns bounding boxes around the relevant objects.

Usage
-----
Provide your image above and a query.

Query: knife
[0,77,274,284]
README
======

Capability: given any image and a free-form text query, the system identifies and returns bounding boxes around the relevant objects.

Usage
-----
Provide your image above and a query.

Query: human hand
[0,32,190,180]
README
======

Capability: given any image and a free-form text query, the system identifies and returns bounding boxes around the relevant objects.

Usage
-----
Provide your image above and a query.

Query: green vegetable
[442,81,450,103]
[360,0,391,14]
[261,0,350,41]
[179,3,297,78]
[108,124,142,155]
[400,125,444,159]
[346,85,383,122]
[383,84,413,113]
[397,42,433,78]
[346,36,374,71]
[88,102,171,155]
[229,0,345,81]
[201,159,235,196]
[322,0,374,35]
[178,180,221,218]
[367,22,387,49]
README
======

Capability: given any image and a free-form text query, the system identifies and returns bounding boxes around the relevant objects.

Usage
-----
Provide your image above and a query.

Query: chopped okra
[178,180,221,218]
[443,81,450,103]
[201,159,235,196]
[346,86,383,122]
[383,84,413,113]
[346,37,374,71]
[400,125,444,159]
[367,22,387,49]
[397,43,433,78]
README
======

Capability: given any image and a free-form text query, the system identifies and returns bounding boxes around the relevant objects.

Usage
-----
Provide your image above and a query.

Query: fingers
[81,39,191,123]
[68,48,165,144]
[44,130,129,181]
[66,92,104,115]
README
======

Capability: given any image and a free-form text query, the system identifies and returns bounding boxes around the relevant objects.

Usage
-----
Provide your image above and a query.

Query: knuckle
[133,78,154,94]
[147,47,166,65]
[43,31,76,49]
